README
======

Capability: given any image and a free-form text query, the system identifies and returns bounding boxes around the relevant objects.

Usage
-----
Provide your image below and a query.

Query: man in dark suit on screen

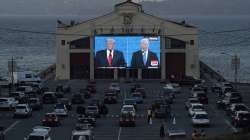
[95,38,126,67]
[131,38,159,68]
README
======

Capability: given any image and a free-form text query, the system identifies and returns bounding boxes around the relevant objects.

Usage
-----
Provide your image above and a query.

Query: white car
[54,104,68,117]
[121,105,136,117]
[188,103,205,116]
[192,111,210,126]
[0,97,19,109]
[71,126,94,140]
[25,126,51,140]
[109,83,120,93]
[13,104,32,118]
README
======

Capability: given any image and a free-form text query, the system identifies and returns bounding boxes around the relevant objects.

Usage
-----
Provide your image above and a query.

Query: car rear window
[239,113,250,118]
[28,136,44,140]
[16,106,26,109]
[0,99,7,102]
[195,114,208,119]
[87,106,98,110]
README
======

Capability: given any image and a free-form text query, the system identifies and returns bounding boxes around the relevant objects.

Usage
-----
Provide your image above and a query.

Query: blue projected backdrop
[94,36,160,68]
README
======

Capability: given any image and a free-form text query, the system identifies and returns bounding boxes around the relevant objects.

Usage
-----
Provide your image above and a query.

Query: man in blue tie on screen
[131,38,159,68]
[95,38,126,68]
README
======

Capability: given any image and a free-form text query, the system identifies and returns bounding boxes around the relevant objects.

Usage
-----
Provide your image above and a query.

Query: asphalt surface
[1,80,250,140]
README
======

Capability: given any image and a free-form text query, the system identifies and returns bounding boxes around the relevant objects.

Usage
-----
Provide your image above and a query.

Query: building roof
[58,0,196,29]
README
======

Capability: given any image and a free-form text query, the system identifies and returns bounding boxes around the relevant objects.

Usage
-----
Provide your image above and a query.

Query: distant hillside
[141,0,250,15]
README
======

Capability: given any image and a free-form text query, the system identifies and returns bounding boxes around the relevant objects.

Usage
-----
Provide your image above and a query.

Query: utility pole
[11,56,14,92]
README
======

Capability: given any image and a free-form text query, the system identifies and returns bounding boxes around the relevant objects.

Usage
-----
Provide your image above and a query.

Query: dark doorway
[165,53,185,80]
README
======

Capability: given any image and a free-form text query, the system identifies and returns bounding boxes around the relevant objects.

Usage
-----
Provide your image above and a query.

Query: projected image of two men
[95,36,160,69]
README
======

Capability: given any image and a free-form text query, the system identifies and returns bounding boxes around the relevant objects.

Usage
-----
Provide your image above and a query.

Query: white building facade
[56,0,200,80]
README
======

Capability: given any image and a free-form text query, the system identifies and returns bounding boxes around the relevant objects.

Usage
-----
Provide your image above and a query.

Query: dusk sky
[0,0,249,16]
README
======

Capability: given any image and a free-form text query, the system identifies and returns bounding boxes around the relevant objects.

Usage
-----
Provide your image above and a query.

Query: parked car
[151,99,167,111]
[53,103,68,117]
[192,91,208,104]
[123,99,137,110]
[58,98,72,111]
[71,125,94,140]
[42,113,61,127]
[104,92,117,104]
[192,111,210,126]
[134,88,146,98]
[231,111,250,128]
[226,103,249,116]
[24,126,51,140]
[131,92,143,104]
[80,89,91,99]
[185,97,200,110]
[119,112,136,127]
[16,86,33,94]
[85,105,100,118]
[77,115,96,127]
[55,91,64,98]
[224,92,242,102]
[121,105,136,117]
[217,96,242,109]
[29,98,43,110]
[42,92,57,104]
[9,92,25,101]
[109,83,120,93]
[0,97,18,110]
[71,94,85,104]
[13,104,32,118]
[188,103,205,116]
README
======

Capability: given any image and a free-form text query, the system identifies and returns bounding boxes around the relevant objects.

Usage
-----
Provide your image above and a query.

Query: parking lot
[1,80,250,140]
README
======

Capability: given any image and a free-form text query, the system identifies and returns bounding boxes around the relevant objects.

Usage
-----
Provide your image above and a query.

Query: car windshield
[28,136,44,140]
[195,114,208,119]
[16,87,25,91]
[45,114,56,118]
[16,106,26,109]
[193,105,204,110]
[87,106,97,110]
[55,104,65,109]
[235,105,248,111]
[190,99,199,103]
[123,107,134,112]
[132,94,141,97]
[29,99,38,103]
[239,113,250,119]
[124,100,135,105]
[0,99,7,102]
[72,135,90,140]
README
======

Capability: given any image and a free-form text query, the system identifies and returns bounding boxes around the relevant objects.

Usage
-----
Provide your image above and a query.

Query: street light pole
[11,56,14,92]
[220,52,240,84]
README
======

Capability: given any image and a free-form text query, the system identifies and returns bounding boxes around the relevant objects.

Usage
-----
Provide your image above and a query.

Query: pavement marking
[3,121,20,134]
[117,127,122,140]
[224,119,238,133]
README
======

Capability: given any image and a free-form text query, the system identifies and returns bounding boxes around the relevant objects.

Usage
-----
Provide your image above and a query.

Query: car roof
[72,129,91,135]
[194,111,207,115]
[44,92,55,94]
[122,105,134,108]
[16,104,28,107]
[191,103,203,106]
[236,111,250,114]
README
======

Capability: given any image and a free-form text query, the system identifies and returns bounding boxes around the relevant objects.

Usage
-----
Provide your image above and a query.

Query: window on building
[61,40,66,46]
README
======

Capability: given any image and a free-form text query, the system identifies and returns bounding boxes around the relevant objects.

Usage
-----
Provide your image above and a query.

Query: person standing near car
[0,127,4,140]
[160,123,165,138]
[147,108,152,124]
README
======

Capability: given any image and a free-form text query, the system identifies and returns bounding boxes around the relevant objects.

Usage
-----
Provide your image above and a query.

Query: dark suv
[42,92,57,104]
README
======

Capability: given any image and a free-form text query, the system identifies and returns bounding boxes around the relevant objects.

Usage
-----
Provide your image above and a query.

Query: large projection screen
[94,36,160,69]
